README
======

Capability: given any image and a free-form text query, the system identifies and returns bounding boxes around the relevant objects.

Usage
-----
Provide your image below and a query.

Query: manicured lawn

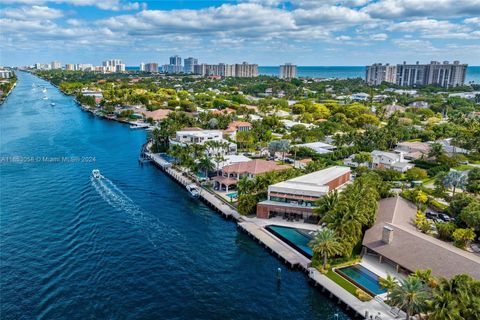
[325,269,360,297]
[453,165,474,171]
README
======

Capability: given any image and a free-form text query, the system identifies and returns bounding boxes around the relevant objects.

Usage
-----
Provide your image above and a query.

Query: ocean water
[0,72,350,319]
[127,66,480,83]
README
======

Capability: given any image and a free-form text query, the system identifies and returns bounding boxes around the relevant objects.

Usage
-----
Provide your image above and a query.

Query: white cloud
[389,19,479,39]
[0,0,142,11]
[2,5,63,20]
[362,0,480,19]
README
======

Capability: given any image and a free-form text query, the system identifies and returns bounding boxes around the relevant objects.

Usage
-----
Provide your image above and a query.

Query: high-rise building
[183,57,198,74]
[279,63,297,79]
[426,61,467,88]
[140,62,145,72]
[366,63,397,85]
[65,64,75,71]
[169,55,182,66]
[51,61,61,70]
[115,64,126,72]
[144,63,158,73]
[234,62,258,77]
[193,62,258,77]
[396,61,468,88]
[164,55,183,73]
[102,59,123,72]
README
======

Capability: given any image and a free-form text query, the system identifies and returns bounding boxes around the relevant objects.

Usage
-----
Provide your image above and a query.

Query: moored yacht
[186,184,200,197]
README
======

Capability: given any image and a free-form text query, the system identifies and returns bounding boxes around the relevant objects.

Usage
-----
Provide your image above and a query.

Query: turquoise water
[336,265,387,296]
[266,225,314,258]
[226,192,238,198]
[0,72,350,319]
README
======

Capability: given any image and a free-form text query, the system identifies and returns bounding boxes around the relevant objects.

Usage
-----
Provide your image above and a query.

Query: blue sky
[1,0,479,66]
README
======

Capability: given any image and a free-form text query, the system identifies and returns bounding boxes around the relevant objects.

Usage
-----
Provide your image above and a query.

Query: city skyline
[1,1,480,66]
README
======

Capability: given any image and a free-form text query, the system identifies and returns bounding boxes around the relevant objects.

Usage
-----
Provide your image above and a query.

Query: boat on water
[92,169,101,179]
[129,123,149,129]
[50,102,55,106]
[42,88,47,93]
[186,184,200,197]
[42,96,48,100]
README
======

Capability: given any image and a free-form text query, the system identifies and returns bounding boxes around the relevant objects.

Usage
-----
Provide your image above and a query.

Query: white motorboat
[42,96,48,100]
[50,102,55,106]
[186,184,200,197]
[42,88,47,93]
[130,123,149,129]
[92,169,101,179]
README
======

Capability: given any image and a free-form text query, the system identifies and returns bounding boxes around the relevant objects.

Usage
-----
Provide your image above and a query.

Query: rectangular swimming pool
[265,225,314,259]
[336,264,387,296]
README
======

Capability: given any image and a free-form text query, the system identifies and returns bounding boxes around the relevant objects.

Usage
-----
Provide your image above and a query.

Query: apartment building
[365,63,396,85]
[280,63,297,79]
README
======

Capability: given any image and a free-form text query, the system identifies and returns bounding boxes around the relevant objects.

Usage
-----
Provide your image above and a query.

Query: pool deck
[146,151,402,319]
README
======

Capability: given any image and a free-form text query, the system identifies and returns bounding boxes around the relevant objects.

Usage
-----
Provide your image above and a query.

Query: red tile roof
[222,160,289,175]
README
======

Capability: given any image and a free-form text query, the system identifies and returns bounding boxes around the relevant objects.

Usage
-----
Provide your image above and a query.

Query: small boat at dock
[186,184,200,198]
[130,123,149,129]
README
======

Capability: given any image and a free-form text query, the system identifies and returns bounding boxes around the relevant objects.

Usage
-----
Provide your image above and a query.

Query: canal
[0,72,350,319]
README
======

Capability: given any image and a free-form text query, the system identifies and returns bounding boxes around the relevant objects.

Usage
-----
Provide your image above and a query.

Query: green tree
[458,200,480,231]
[435,222,456,241]
[197,156,214,180]
[379,274,397,299]
[443,171,467,196]
[466,168,480,194]
[314,190,339,217]
[308,228,343,270]
[388,276,430,320]
[452,228,475,249]
[405,167,428,181]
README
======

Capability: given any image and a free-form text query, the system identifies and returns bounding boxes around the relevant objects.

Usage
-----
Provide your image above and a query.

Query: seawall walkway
[145,151,400,320]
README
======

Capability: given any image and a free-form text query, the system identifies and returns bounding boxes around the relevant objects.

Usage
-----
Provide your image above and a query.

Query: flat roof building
[256,166,351,220]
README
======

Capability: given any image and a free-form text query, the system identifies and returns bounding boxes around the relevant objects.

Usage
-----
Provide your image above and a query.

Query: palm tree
[442,171,468,196]
[197,156,214,181]
[379,274,397,299]
[308,228,343,270]
[388,276,430,320]
[314,190,339,217]
[428,290,461,320]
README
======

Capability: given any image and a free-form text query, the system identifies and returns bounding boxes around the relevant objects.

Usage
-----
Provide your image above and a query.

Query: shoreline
[32,72,397,320]
[0,80,17,105]
[145,151,398,320]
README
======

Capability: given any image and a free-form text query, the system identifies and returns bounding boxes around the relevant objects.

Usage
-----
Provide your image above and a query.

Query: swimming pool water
[266,225,314,258]
[336,265,387,296]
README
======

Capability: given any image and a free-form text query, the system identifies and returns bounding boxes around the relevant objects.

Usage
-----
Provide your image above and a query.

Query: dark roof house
[363,196,480,280]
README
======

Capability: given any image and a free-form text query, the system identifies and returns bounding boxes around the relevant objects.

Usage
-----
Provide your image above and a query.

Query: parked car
[438,213,453,222]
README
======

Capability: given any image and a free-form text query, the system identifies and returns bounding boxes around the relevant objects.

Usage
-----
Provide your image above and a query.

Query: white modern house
[281,120,315,130]
[294,142,336,154]
[170,128,237,155]
[371,150,415,172]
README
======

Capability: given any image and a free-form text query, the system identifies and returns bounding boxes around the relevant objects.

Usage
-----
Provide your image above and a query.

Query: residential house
[294,142,336,155]
[371,150,415,172]
[212,160,289,192]
[224,121,252,139]
[170,128,237,155]
[281,120,315,130]
[350,92,369,101]
[432,138,470,155]
[409,101,429,108]
[256,166,351,220]
[395,141,431,160]
[362,196,480,280]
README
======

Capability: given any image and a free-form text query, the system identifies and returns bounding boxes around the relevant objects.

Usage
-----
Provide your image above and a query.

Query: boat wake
[91,174,185,248]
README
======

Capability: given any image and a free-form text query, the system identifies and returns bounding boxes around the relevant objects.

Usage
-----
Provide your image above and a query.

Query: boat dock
[145,151,399,319]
